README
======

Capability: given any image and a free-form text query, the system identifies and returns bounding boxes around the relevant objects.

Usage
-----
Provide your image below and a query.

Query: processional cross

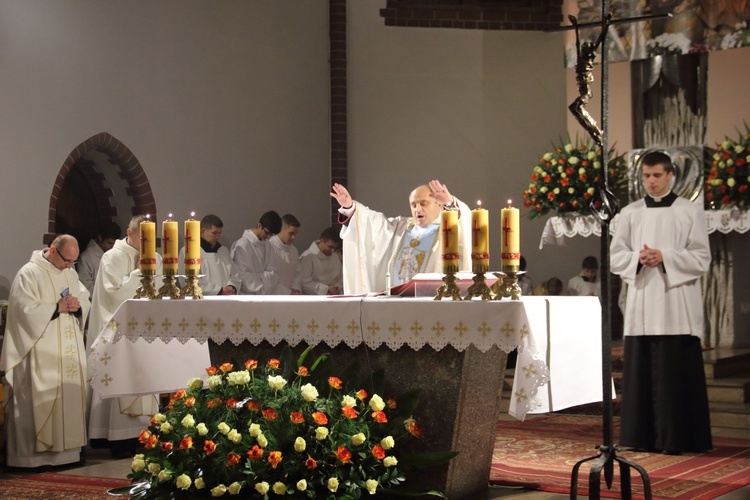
[550,3,671,498]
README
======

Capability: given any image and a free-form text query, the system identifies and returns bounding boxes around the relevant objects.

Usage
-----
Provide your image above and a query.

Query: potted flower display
[522,137,627,219]
[705,123,750,210]
[113,347,454,498]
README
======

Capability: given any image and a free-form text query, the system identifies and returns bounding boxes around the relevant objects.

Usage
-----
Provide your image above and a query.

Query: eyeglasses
[56,249,78,265]
[262,227,274,238]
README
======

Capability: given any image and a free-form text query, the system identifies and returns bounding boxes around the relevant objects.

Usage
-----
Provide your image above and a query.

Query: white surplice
[76,239,103,297]
[566,275,601,298]
[610,196,710,339]
[178,244,240,295]
[230,229,278,294]
[268,235,301,294]
[0,250,90,467]
[299,240,343,295]
[87,238,160,441]
[339,199,472,294]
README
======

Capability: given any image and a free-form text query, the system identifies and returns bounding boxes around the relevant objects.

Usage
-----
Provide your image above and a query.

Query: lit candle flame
[507,199,513,207]
[145,214,151,220]
[168,212,173,219]
[190,211,195,218]
[477,200,482,208]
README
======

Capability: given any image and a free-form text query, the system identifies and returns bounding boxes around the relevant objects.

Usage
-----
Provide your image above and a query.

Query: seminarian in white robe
[178,240,241,295]
[610,192,712,453]
[0,249,90,467]
[268,235,301,294]
[299,240,344,295]
[77,239,104,297]
[230,229,279,294]
[87,237,161,444]
[338,199,472,294]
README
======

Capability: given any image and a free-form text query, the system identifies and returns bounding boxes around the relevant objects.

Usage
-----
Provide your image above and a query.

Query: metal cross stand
[549,2,671,498]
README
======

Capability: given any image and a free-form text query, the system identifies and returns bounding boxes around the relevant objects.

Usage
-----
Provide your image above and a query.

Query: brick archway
[45,132,156,244]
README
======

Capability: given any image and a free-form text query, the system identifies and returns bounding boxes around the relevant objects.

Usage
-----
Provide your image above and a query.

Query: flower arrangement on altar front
[705,124,750,210]
[120,349,451,499]
[521,137,627,219]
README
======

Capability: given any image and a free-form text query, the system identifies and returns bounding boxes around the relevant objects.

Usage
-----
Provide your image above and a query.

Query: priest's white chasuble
[340,199,472,294]
[0,250,90,467]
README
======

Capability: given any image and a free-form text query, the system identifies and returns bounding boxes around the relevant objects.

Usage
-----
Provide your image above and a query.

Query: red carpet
[490,415,750,499]
[0,472,131,499]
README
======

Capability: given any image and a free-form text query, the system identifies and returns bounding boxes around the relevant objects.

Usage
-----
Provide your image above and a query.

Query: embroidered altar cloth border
[540,209,748,248]
[88,295,550,419]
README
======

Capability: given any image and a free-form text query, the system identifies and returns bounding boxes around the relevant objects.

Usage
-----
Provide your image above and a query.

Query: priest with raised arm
[331,180,472,294]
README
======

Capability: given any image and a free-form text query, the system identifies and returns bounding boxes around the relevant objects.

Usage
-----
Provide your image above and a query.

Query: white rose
[294,436,306,452]
[727,177,736,187]
[296,479,307,491]
[181,414,195,428]
[152,413,167,424]
[578,167,586,175]
[197,422,208,436]
[228,429,242,444]
[568,156,579,165]
[341,395,356,408]
[227,370,250,386]
[593,161,601,169]
[130,454,146,472]
[218,422,230,435]
[542,152,553,161]
[158,470,171,483]
[711,178,724,186]
[722,140,732,149]
[381,436,395,450]
[249,423,261,437]
[300,383,318,402]
[211,484,227,497]
[228,482,242,495]
[327,477,339,492]
[564,143,574,153]
[187,377,203,390]
[148,462,161,475]
[195,478,206,490]
[176,474,192,490]
[587,151,596,160]
[370,394,385,411]
[560,172,567,178]
[272,482,286,495]
[315,427,329,440]
[351,433,366,446]
[366,479,378,494]
[255,482,269,495]
[208,375,223,390]
[267,374,287,391]
[553,188,560,194]
[727,159,735,167]
[383,456,398,467]
[160,422,173,434]
[257,433,268,447]
[540,186,548,193]
[568,188,575,194]
[557,166,564,172]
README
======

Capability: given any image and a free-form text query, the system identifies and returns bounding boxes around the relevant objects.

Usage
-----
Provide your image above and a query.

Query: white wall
[0,1,331,298]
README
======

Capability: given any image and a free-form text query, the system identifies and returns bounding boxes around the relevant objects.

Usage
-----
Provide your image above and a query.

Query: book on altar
[380,272,499,297]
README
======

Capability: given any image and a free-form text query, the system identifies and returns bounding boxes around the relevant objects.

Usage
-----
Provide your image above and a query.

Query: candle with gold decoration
[500,200,520,272]
[162,214,178,276]
[184,213,201,275]
[471,201,489,274]
[440,209,460,274]
[139,215,156,275]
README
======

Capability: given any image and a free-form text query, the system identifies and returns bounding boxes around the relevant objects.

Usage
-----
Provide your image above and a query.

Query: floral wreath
[705,123,750,210]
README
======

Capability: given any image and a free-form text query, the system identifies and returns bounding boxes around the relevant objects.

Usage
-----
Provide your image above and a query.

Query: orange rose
[171,389,186,400]
[328,377,342,390]
[268,451,282,469]
[226,398,237,409]
[244,359,258,370]
[205,366,219,376]
[335,446,352,464]
[296,366,309,376]
[312,412,328,425]
[138,430,151,444]
[204,440,217,456]
[247,445,264,460]
[247,401,261,412]
[290,412,305,424]
[305,457,317,470]
[219,362,234,373]
[371,411,387,424]
[406,419,422,438]
[206,398,222,409]
[341,406,358,419]
[179,436,193,450]
[262,408,278,421]
[371,445,385,460]
[267,358,280,370]
[226,452,241,467]
[356,389,368,400]
[184,396,196,407]
[145,433,159,449]
[387,398,397,410]
[162,441,173,452]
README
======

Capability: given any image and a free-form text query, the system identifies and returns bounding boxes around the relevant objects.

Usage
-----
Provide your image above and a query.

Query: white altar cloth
[88,296,602,420]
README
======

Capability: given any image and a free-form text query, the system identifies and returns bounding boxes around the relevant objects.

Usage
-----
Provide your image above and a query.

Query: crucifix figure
[568,13,611,147]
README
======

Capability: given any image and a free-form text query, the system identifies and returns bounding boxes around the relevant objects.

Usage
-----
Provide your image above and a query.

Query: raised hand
[428,180,454,206]
[330,183,353,209]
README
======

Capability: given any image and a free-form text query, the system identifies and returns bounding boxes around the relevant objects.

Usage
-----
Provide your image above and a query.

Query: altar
[88,295,603,498]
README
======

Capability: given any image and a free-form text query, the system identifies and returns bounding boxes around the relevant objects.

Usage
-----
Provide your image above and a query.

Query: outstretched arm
[331,183,353,209]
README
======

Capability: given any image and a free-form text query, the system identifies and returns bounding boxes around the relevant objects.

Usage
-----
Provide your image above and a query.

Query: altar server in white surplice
[230,210,283,294]
[610,151,712,454]
[178,214,240,295]
[88,215,161,457]
[0,235,90,467]
[268,214,302,294]
[331,180,472,294]
[300,227,343,295]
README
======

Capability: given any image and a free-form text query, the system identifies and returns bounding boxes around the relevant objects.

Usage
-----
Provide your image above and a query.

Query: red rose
[371,411,388,424]
[335,446,352,464]
[290,411,305,424]
[371,444,385,460]
[341,406,358,419]
[226,452,241,467]
[226,398,237,409]
[162,441,174,452]
[204,440,216,456]
[262,408,278,421]
[247,445,264,460]
[312,411,328,425]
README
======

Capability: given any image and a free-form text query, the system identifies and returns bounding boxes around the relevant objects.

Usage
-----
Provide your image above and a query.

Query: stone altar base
[209,340,508,499]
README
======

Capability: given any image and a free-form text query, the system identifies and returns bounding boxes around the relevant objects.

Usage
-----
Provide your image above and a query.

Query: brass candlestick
[158,274,181,299]
[491,269,523,301]
[434,271,462,301]
[180,272,204,300]
[134,274,158,299]
[464,269,493,300]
